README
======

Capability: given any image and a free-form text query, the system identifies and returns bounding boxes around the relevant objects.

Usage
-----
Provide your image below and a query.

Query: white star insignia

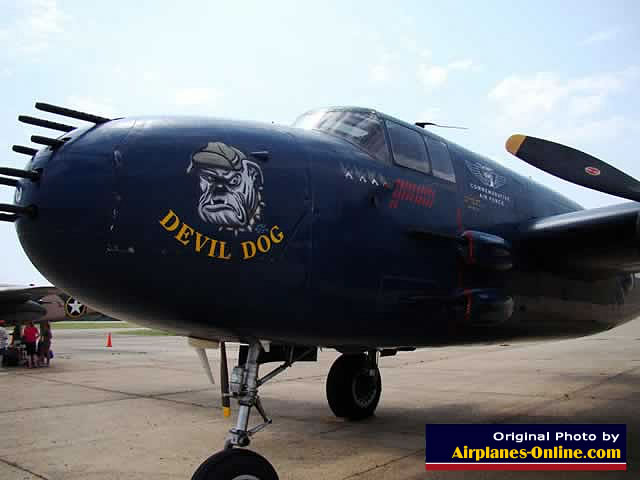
[66,298,85,316]
[69,300,83,314]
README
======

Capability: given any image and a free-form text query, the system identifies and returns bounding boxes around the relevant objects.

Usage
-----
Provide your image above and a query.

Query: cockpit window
[294,110,389,164]
[386,120,431,174]
[293,110,326,130]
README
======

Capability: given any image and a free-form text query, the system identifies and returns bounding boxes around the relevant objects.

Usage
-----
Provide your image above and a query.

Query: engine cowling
[458,230,512,271]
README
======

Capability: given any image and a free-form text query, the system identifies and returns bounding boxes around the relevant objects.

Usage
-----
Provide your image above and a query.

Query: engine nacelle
[458,230,512,271]
[453,288,515,326]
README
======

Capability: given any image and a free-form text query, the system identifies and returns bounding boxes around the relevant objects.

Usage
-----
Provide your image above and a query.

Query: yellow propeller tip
[223,407,231,417]
[506,134,526,155]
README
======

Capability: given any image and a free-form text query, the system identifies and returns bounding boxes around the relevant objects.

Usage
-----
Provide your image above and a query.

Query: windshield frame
[293,108,391,164]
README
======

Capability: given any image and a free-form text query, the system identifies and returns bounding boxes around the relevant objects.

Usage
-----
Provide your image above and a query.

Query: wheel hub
[351,369,377,408]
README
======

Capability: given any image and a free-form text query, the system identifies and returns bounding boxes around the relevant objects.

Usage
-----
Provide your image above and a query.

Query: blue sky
[1,0,639,284]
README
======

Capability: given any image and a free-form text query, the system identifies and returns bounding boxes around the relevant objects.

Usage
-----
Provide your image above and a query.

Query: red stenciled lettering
[389,180,437,210]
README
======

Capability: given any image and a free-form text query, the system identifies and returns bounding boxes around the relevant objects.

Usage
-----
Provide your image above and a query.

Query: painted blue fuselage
[14,110,640,347]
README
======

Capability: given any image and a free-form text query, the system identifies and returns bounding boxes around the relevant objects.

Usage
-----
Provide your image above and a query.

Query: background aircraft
[0,284,95,326]
[1,102,639,479]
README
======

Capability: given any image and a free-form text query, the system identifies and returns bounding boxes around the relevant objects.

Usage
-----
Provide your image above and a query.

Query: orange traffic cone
[106,332,112,348]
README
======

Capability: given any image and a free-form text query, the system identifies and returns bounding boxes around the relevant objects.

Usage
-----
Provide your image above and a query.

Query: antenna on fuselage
[415,121,468,130]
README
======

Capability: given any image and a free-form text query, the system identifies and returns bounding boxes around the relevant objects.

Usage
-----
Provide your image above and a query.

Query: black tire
[326,354,381,420]
[191,449,278,480]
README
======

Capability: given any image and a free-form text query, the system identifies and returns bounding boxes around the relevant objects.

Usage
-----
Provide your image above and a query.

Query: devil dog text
[159,209,284,260]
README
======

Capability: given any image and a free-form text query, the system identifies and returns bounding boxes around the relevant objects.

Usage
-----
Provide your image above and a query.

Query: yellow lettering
[159,210,180,232]
[256,235,271,253]
[174,223,194,246]
[242,241,257,260]
[195,232,211,253]
[452,447,463,459]
[207,239,219,257]
[218,241,232,260]
[270,225,284,244]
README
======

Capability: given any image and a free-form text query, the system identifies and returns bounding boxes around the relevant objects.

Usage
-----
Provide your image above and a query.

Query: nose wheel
[192,342,315,480]
[191,449,278,480]
[326,352,382,420]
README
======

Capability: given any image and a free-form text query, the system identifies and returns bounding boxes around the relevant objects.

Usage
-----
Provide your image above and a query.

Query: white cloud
[0,0,68,55]
[173,87,222,107]
[420,49,432,59]
[488,72,566,118]
[554,115,631,143]
[580,28,622,46]
[448,59,474,70]
[368,51,394,84]
[418,64,448,88]
[417,107,442,122]
[488,67,639,123]
[27,0,65,35]
[417,58,475,89]
[369,63,390,83]
[487,68,640,147]
[399,34,419,55]
[568,94,605,117]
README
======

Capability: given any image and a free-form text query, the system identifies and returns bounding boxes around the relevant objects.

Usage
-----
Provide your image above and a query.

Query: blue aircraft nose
[15,116,311,339]
[15,118,136,302]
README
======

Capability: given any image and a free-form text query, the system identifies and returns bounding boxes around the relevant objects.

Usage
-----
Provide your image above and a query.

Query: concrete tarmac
[1,320,638,479]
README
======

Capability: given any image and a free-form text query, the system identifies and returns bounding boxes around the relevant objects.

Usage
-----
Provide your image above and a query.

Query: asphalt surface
[1,320,638,479]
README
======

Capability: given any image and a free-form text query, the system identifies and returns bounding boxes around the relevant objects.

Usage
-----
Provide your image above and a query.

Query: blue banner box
[425,424,626,471]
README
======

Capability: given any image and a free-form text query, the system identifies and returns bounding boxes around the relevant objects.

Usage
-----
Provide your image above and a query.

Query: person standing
[10,324,22,346]
[0,326,8,367]
[22,321,39,368]
[38,321,52,367]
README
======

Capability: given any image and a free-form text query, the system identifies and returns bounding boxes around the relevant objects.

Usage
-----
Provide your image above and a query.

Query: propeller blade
[506,134,640,202]
[220,342,231,417]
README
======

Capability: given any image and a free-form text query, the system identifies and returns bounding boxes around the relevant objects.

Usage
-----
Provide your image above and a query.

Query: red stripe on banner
[425,463,627,471]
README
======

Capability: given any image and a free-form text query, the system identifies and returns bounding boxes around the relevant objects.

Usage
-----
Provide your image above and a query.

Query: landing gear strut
[326,351,381,420]
[191,342,314,480]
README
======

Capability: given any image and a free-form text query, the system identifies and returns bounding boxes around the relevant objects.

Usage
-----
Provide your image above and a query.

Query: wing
[518,202,640,275]
[0,285,61,325]
[0,285,61,303]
